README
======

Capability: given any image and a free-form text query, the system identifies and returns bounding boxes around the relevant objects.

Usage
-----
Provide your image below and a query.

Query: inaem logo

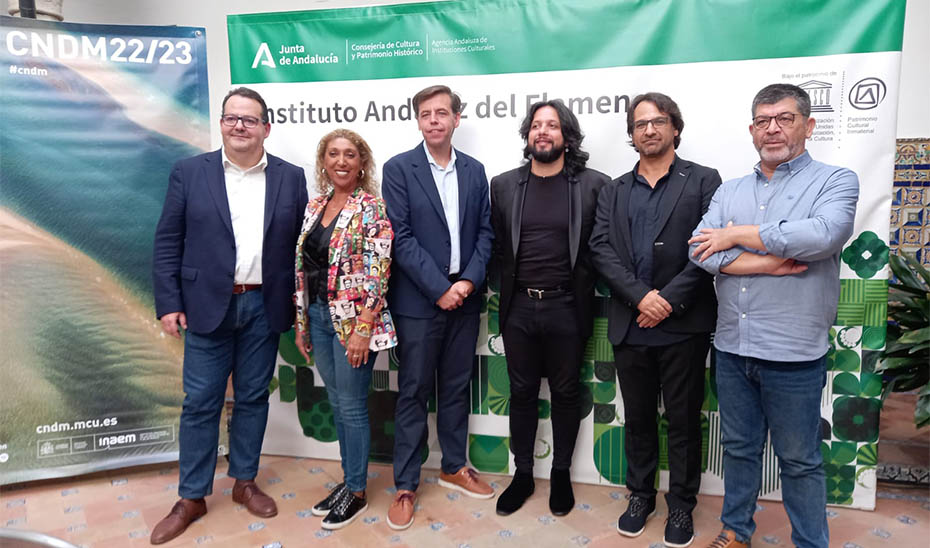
[849,77,886,110]
[252,42,276,69]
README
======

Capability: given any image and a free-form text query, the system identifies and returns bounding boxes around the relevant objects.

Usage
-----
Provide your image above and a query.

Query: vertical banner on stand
[0,16,209,484]
[229,0,905,510]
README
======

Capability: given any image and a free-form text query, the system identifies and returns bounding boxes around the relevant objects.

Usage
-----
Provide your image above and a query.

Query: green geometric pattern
[841,231,889,278]
[278,329,311,366]
[832,396,881,442]
[856,443,878,466]
[278,364,297,403]
[860,326,886,350]
[593,424,625,484]
[833,372,882,398]
[469,434,510,474]
[836,279,888,326]
[825,462,856,505]
[585,318,612,362]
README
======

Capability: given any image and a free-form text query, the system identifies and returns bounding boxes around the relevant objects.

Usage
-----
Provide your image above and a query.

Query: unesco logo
[848,77,886,110]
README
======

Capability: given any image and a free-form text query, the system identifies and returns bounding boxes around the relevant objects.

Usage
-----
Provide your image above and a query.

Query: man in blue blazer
[150,87,308,545]
[382,85,495,530]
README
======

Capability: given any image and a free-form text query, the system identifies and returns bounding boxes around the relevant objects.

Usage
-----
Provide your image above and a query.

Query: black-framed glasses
[220,114,262,128]
[633,116,669,131]
[752,112,799,130]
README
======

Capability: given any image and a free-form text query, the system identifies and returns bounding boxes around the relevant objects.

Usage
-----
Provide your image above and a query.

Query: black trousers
[614,333,710,512]
[502,291,586,472]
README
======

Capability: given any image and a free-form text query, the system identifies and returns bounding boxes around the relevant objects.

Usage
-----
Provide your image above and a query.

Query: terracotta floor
[4,393,928,547]
[2,455,928,548]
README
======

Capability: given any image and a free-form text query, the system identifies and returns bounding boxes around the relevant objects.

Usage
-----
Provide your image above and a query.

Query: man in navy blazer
[150,87,308,545]
[381,85,495,530]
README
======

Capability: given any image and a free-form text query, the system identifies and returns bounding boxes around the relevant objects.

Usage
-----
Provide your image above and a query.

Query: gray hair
[751,83,811,118]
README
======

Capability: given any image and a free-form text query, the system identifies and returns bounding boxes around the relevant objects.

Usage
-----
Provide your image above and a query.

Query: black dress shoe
[321,490,368,530]
[549,468,574,516]
[496,470,535,516]
[312,483,347,516]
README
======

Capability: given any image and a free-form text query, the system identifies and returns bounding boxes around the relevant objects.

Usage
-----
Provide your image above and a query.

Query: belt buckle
[233,284,248,294]
[526,288,544,300]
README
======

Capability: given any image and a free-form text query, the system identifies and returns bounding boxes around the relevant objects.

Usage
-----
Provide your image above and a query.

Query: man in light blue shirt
[424,143,461,274]
[688,83,858,548]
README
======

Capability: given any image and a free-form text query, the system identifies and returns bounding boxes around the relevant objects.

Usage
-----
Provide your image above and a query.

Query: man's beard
[526,142,565,164]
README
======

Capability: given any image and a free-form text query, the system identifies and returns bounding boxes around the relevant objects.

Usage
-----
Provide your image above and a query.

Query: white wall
[898,0,929,138]
[58,0,930,144]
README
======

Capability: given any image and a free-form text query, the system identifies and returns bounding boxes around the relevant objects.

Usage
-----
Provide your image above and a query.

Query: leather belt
[520,286,569,300]
[232,284,261,294]
[448,273,461,282]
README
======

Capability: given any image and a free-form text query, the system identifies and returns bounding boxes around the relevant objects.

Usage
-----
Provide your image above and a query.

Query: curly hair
[519,99,589,178]
[314,129,378,196]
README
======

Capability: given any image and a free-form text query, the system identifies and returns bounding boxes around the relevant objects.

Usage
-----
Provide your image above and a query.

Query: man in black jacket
[490,100,609,517]
[589,92,721,547]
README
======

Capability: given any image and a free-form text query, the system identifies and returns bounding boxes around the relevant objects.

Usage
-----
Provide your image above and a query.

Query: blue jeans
[308,299,375,492]
[178,290,279,499]
[715,349,828,548]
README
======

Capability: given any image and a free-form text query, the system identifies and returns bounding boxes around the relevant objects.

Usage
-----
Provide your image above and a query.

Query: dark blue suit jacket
[382,143,493,319]
[152,149,308,334]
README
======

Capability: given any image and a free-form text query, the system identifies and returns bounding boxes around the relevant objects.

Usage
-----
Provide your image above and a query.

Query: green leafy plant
[876,252,930,428]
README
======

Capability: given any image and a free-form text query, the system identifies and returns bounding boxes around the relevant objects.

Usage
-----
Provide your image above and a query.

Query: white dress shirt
[222,147,267,284]
[423,142,461,275]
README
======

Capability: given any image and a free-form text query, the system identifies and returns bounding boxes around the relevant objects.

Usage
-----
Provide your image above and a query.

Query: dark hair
[519,99,589,176]
[412,85,463,116]
[751,83,811,118]
[626,92,684,150]
[222,87,269,123]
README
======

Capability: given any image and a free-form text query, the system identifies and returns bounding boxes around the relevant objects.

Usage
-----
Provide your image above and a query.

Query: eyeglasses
[752,112,799,130]
[220,114,263,128]
[633,116,669,131]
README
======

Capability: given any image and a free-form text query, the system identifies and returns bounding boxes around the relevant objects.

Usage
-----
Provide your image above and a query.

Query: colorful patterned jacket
[294,187,397,352]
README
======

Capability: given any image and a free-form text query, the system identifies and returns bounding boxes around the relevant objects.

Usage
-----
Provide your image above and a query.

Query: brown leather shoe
[232,479,278,518]
[438,466,495,499]
[386,489,416,530]
[705,529,749,548]
[150,498,206,545]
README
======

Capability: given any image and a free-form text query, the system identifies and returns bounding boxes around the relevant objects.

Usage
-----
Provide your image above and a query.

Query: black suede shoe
[496,470,535,516]
[616,494,656,537]
[312,483,347,517]
[548,468,574,516]
[664,507,695,547]
[321,490,368,530]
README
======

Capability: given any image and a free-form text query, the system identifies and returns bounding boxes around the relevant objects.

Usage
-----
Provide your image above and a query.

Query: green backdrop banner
[228,0,905,83]
[229,0,904,511]
[0,16,210,484]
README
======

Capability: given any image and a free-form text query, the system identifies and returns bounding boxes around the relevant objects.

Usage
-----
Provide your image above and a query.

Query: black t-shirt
[302,216,338,302]
[515,172,572,289]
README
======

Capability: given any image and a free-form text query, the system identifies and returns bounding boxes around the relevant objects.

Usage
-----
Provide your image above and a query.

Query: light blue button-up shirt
[690,151,859,361]
[424,142,461,274]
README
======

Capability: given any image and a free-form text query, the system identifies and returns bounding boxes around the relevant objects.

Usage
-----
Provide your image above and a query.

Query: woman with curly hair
[294,129,397,529]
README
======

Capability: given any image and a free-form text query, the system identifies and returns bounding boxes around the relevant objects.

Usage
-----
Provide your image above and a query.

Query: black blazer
[152,150,308,334]
[588,156,721,345]
[490,164,609,338]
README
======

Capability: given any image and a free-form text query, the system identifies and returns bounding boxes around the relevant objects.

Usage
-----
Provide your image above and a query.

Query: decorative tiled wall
[891,139,930,265]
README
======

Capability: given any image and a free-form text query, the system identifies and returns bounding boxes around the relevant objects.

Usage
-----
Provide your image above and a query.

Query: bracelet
[354,322,372,337]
